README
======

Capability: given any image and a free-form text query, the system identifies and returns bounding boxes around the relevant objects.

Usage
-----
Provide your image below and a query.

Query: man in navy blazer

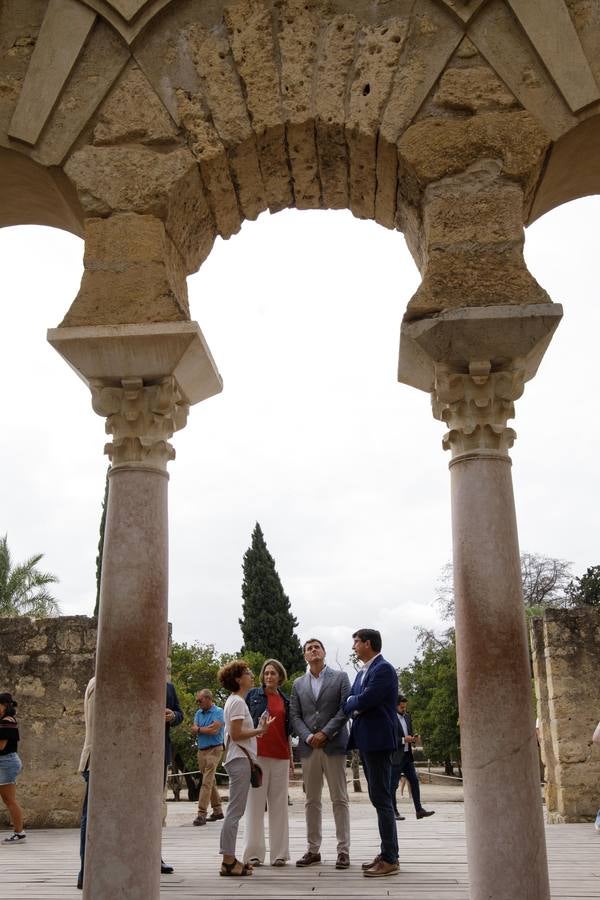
[344,628,399,878]
[162,679,183,875]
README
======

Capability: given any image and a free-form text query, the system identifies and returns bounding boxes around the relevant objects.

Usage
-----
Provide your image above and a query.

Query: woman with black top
[0,692,25,843]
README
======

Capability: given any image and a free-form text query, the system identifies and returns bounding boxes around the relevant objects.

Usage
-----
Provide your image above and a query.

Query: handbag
[225,736,263,788]
[239,745,263,788]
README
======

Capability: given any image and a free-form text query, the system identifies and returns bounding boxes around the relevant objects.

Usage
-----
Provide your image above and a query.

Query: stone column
[399,305,562,900]
[435,361,549,900]
[82,376,185,899]
[48,323,222,899]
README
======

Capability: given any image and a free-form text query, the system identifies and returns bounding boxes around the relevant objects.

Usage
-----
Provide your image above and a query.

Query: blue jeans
[0,752,22,785]
[361,750,398,864]
[78,770,89,883]
[391,754,422,814]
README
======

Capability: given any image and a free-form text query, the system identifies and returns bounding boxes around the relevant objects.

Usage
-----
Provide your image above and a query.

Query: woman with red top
[243,659,293,867]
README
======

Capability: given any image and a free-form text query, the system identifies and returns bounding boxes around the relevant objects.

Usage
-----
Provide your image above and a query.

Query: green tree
[169,642,296,781]
[169,642,225,778]
[94,467,110,616]
[239,523,304,675]
[398,628,460,776]
[0,534,60,617]
[566,565,600,607]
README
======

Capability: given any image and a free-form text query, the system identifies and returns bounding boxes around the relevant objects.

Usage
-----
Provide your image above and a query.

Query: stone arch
[3,2,600,897]
[528,115,600,223]
[0,148,82,234]
[2,0,600,327]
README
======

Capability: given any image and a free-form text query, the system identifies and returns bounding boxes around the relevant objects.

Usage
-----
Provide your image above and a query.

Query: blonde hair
[259,658,287,686]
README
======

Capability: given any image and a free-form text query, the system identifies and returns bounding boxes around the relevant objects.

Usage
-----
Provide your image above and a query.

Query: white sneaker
[3,832,26,843]
[595,810,600,832]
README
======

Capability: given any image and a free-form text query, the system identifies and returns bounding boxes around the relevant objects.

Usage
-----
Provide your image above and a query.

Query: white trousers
[242,756,290,864]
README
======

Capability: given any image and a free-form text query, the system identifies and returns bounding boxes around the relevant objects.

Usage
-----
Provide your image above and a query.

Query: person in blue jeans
[0,691,25,844]
[344,628,399,878]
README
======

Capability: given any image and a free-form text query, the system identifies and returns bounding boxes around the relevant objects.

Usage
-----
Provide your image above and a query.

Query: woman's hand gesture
[257,714,275,735]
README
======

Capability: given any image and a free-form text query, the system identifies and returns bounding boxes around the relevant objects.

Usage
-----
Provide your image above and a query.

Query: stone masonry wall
[0,616,96,828]
[530,608,600,823]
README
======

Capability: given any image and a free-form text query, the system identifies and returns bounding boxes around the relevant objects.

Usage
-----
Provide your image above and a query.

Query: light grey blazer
[78,676,95,773]
[290,667,351,757]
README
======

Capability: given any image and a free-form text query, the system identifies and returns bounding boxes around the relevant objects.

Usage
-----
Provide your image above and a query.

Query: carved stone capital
[432,360,525,458]
[90,376,189,470]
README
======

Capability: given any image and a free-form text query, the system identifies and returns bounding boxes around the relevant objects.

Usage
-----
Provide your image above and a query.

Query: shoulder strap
[225,735,254,765]
[238,744,255,765]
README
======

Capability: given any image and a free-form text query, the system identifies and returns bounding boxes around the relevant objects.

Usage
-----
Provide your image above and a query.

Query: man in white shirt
[290,638,351,870]
[391,695,435,820]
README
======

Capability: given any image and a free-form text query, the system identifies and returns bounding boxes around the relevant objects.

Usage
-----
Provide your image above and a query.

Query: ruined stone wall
[530,608,600,823]
[0,616,96,828]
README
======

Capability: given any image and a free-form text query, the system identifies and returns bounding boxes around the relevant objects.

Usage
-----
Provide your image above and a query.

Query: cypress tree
[94,467,110,616]
[240,523,305,675]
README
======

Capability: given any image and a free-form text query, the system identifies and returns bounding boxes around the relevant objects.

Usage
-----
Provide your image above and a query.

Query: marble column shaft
[82,376,188,900]
[436,362,550,900]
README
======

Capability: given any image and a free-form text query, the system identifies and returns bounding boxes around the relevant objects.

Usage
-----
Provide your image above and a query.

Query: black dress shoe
[161,861,174,874]
[394,812,405,820]
[416,809,435,819]
[76,873,83,890]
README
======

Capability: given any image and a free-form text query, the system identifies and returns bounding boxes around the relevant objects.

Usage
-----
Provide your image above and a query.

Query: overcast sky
[1,197,599,673]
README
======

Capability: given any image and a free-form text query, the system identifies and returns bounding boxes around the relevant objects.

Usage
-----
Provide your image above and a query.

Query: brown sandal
[220,859,253,877]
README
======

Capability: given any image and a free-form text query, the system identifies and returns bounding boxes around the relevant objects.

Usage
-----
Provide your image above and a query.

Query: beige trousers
[197,745,223,816]
[301,748,350,855]
[242,756,290,864]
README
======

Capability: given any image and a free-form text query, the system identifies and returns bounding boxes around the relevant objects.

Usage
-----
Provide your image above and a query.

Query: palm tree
[0,534,60,616]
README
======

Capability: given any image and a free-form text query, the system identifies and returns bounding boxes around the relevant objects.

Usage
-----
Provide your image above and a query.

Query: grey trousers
[220,757,251,857]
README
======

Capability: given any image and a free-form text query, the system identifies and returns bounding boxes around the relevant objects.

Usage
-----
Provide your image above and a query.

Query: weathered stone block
[405,242,550,319]
[0,616,96,828]
[398,111,550,194]
[92,63,179,147]
[434,66,519,112]
[64,145,216,276]
[531,607,600,823]
[60,213,190,327]
[423,183,523,248]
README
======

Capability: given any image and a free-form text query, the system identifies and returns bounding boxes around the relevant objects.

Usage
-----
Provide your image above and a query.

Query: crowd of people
[0,627,437,883]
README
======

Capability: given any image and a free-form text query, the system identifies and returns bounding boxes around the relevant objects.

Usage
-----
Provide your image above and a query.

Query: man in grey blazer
[290,638,351,870]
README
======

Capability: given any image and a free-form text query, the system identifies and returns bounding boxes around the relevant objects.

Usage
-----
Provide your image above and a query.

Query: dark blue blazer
[165,681,183,765]
[344,655,398,753]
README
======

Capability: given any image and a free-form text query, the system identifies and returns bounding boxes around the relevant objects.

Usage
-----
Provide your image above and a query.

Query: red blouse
[256,692,289,760]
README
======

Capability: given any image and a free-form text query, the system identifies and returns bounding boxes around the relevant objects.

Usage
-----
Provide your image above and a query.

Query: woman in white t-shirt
[218,660,273,876]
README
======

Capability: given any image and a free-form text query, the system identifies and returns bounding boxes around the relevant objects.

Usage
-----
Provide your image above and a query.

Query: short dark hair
[218,660,250,693]
[352,628,382,653]
[397,694,407,704]
[0,692,17,717]
[303,637,325,653]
